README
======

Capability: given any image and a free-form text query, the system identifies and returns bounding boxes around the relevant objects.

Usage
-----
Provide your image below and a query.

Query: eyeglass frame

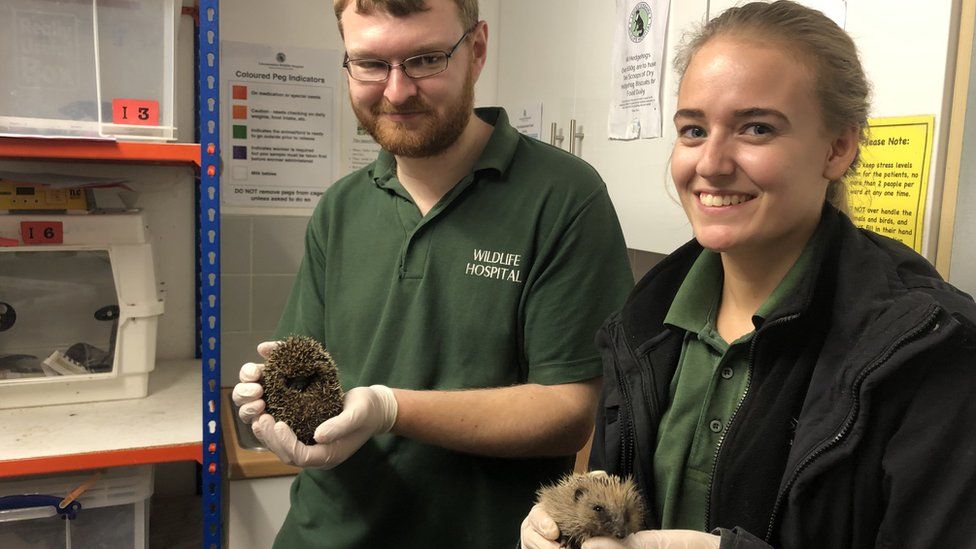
[342,25,477,83]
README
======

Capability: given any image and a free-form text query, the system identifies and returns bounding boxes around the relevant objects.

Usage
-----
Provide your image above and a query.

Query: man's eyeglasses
[343,27,475,83]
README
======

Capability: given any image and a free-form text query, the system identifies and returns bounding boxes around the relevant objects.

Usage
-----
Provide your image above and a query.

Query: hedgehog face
[573,483,641,539]
[285,373,318,391]
[537,473,646,549]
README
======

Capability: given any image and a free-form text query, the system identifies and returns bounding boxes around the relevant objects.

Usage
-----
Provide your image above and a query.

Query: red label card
[112,99,161,126]
[21,221,63,244]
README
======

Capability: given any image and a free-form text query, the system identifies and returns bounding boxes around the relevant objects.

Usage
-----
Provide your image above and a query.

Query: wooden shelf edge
[0,138,201,167]
[220,388,299,480]
[0,443,202,478]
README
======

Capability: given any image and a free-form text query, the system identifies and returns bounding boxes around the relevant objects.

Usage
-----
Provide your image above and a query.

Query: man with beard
[231,0,633,547]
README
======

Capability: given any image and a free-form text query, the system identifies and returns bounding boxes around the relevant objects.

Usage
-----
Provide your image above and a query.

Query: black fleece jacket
[589,207,976,548]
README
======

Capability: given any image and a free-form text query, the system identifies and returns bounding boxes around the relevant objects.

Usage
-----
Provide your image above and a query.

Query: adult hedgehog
[262,335,343,445]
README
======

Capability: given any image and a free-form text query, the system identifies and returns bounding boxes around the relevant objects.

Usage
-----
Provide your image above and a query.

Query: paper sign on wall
[608,0,670,140]
[846,115,934,252]
[512,103,544,140]
[220,41,342,211]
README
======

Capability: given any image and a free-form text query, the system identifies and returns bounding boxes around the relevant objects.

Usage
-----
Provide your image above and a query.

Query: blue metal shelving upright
[198,1,222,547]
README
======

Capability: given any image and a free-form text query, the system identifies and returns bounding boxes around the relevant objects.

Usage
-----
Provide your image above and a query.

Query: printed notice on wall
[220,41,342,211]
[609,0,670,140]
[512,103,543,140]
[846,115,934,252]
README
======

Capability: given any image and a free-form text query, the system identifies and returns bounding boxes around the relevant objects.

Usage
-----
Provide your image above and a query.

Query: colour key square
[232,146,247,159]
[233,125,247,139]
[232,105,248,119]
[232,85,248,100]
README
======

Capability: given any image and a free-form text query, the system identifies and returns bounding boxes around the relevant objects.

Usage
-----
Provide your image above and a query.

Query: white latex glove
[251,384,398,469]
[521,471,612,549]
[230,340,280,424]
[520,504,562,549]
[582,530,721,549]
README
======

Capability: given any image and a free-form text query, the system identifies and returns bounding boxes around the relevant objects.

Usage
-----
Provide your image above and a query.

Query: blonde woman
[522,2,976,548]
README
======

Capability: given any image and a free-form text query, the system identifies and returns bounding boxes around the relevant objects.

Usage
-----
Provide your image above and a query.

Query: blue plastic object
[0,495,82,520]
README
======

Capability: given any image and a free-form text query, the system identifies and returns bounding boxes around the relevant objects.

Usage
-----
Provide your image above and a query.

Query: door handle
[569,119,584,156]
[550,122,565,149]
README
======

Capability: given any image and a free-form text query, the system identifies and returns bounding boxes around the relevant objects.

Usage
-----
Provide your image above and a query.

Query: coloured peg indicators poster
[846,115,934,252]
[220,41,342,211]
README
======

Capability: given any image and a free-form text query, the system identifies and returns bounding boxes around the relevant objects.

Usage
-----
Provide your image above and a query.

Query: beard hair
[353,66,475,158]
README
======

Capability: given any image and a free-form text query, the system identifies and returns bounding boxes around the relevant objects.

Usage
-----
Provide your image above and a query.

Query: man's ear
[469,21,488,76]
[824,125,860,181]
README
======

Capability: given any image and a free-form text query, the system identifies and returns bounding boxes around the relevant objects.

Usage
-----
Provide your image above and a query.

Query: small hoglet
[535,472,646,549]
[261,335,344,445]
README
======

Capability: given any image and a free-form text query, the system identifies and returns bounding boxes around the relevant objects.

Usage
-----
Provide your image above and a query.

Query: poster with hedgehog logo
[609,0,670,140]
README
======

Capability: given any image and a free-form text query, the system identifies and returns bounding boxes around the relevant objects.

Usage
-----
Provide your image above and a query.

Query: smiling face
[340,0,485,158]
[671,36,856,259]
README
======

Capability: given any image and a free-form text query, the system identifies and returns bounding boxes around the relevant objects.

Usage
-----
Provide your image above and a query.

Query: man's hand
[251,385,398,469]
[520,504,562,549]
[582,531,721,549]
[231,340,280,423]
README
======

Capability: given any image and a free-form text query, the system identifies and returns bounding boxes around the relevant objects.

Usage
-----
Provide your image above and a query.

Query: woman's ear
[823,125,860,181]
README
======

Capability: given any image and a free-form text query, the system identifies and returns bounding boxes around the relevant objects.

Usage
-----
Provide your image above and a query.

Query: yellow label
[0,183,89,211]
[846,115,934,252]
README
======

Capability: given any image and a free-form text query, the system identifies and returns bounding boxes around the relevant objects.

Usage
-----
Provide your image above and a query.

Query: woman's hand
[582,530,721,549]
[520,504,562,549]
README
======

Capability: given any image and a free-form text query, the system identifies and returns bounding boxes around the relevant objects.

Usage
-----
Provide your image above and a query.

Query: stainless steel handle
[551,124,565,149]
[575,124,584,157]
[569,119,584,156]
[569,119,576,155]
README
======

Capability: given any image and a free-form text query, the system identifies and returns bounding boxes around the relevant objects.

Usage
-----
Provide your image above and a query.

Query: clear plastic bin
[0,0,179,141]
[0,465,153,549]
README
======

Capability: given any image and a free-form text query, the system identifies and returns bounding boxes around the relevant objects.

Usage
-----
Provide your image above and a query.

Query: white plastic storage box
[0,465,153,549]
[0,212,164,409]
[0,0,179,141]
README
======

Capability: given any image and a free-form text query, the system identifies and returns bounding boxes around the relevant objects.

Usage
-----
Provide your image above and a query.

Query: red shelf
[0,445,202,479]
[0,138,200,167]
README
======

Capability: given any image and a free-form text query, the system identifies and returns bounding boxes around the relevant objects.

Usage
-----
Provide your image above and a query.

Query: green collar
[665,224,826,337]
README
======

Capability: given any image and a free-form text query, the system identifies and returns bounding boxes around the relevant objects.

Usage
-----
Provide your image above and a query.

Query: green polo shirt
[654,234,819,530]
[271,107,633,548]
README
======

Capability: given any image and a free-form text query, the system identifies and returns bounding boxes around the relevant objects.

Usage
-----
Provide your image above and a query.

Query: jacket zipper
[615,326,637,477]
[615,324,660,487]
[704,313,799,530]
[762,306,940,540]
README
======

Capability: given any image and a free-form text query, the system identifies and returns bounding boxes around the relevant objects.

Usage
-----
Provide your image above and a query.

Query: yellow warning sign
[846,115,934,252]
